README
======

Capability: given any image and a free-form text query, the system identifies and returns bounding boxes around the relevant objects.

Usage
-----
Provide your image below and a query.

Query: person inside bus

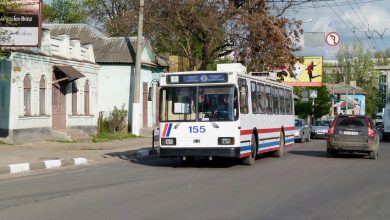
[214,94,232,120]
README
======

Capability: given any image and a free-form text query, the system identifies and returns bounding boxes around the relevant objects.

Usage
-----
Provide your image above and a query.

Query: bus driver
[214,94,232,120]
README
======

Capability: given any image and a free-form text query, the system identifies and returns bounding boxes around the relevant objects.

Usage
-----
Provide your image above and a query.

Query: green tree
[294,86,331,120]
[0,0,18,58]
[336,43,380,116]
[312,86,331,119]
[43,0,86,23]
[85,0,305,71]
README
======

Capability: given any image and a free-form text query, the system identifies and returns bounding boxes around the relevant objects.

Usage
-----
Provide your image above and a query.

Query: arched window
[23,75,31,115]
[39,76,46,115]
[72,82,78,115]
[84,80,90,115]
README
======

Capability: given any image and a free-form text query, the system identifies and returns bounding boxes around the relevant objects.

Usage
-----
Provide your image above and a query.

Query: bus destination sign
[168,73,228,84]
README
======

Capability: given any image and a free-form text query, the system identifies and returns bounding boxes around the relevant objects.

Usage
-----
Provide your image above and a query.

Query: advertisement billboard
[277,56,323,87]
[335,94,365,115]
[0,0,42,47]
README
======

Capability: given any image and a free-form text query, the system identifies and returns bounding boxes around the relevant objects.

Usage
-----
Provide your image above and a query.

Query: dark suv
[326,115,379,159]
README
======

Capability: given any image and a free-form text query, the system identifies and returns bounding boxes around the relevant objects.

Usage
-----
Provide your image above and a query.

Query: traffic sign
[309,90,317,98]
[326,32,340,46]
[301,97,309,102]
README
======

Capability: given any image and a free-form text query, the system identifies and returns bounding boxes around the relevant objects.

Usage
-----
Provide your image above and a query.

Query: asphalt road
[1,139,390,220]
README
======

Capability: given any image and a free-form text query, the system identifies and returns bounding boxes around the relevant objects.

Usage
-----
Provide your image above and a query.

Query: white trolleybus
[159,63,295,165]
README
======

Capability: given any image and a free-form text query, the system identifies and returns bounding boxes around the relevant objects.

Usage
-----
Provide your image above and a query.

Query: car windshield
[314,120,331,126]
[295,120,302,127]
[376,115,382,119]
[336,116,367,128]
[160,86,238,122]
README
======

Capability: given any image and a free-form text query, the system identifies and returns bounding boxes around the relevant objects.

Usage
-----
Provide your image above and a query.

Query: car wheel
[299,134,304,143]
[243,134,256,165]
[369,150,378,160]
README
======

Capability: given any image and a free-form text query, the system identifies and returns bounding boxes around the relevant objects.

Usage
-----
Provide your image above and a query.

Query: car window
[295,120,302,127]
[336,117,367,128]
[315,120,330,126]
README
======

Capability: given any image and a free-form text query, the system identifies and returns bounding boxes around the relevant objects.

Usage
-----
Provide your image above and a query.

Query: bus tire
[243,134,256,165]
[273,132,284,157]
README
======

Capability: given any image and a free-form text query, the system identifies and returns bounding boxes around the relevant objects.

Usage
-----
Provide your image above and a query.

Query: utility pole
[132,0,144,135]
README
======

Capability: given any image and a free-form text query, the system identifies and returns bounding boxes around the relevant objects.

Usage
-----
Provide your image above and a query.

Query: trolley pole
[132,0,144,135]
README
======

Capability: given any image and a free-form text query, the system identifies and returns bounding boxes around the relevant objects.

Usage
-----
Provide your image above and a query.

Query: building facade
[44,24,168,135]
[0,29,99,143]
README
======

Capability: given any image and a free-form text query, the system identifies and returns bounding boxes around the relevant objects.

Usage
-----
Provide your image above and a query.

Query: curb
[0,157,88,175]
[0,148,160,175]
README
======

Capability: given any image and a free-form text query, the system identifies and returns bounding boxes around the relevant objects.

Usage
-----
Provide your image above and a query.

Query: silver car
[294,118,311,143]
[311,120,333,139]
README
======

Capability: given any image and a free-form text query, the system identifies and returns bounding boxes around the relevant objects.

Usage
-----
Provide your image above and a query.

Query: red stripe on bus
[258,128,281,133]
[240,152,251,158]
[285,143,294,147]
[162,123,169,137]
[284,126,295,131]
[240,130,253,135]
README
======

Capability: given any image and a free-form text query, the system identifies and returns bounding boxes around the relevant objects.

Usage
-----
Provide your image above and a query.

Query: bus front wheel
[243,134,256,165]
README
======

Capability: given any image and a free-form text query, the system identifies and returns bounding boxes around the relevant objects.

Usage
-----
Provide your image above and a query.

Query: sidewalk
[0,137,159,175]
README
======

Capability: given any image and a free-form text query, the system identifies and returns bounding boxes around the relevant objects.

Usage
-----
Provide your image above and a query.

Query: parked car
[294,118,311,143]
[326,115,379,159]
[375,112,383,131]
[311,119,333,139]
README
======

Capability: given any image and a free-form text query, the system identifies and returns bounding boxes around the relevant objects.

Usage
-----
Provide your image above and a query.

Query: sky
[284,0,390,60]
[41,0,389,60]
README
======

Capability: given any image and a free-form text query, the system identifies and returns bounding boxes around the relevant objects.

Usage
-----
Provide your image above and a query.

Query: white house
[44,24,168,135]
[0,29,100,144]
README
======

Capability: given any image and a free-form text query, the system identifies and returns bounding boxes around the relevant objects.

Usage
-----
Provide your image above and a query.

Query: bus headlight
[161,138,176,145]
[218,137,235,145]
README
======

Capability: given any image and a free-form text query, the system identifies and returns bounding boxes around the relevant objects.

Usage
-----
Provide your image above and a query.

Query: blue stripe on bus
[286,138,294,144]
[166,123,173,137]
[259,141,280,148]
[240,146,251,152]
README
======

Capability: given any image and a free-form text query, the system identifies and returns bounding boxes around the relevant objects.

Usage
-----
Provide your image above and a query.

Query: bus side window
[238,78,248,114]
[265,85,272,114]
[285,90,292,115]
[251,81,258,114]
[257,83,265,114]
[279,88,285,114]
[272,86,279,114]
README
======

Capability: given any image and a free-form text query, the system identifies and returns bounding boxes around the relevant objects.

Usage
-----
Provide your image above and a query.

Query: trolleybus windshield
[160,86,238,122]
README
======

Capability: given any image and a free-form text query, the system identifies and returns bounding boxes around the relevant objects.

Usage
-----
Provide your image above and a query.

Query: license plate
[343,131,358,135]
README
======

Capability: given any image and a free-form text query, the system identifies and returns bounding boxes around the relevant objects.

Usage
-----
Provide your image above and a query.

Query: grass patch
[0,140,7,145]
[92,131,138,143]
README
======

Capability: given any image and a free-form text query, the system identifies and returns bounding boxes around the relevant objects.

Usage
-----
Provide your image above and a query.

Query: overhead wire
[327,4,368,50]
[345,0,382,51]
